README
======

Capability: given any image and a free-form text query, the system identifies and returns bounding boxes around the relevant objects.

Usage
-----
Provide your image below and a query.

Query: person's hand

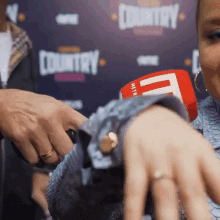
[123,105,220,220]
[32,171,50,213]
[0,89,87,164]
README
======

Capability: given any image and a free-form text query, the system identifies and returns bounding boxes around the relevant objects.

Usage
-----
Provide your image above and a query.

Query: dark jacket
[6,48,40,91]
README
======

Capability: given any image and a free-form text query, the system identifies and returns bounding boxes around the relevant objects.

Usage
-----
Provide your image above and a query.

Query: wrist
[124,104,186,141]
[134,104,184,124]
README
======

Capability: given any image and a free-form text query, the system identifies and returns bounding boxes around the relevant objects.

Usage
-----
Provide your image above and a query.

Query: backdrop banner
[7,0,206,118]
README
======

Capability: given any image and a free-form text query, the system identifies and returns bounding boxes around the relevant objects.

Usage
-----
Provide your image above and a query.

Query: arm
[47,94,189,219]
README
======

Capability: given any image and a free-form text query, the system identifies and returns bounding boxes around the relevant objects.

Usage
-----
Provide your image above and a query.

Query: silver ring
[152,170,175,183]
[153,171,186,219]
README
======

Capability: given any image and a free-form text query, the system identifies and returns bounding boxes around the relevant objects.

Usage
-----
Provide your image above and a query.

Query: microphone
[121,69,198,122]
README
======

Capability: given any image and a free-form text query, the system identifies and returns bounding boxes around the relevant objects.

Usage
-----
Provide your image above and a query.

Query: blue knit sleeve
[47,94,188,220]
[191,101,204,135]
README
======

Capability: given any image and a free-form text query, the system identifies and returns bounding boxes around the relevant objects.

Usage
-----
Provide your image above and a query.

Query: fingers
[34,105,84,163]
[151,178,179,219]
[151,155,211,220]
[60,105,88,130]
[30,128,60,164]
[48,126,74,156]
[32,172,50,212]
[199,143,220,205]
[14,140,39,164]
[175,154,211,219]
[150,158,179,220]
[31,190,48,213]
[12,125,74,165]
[123,139,149,220]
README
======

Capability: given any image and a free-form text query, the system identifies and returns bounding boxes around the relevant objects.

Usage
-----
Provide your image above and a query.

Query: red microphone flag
[121,70,198,122]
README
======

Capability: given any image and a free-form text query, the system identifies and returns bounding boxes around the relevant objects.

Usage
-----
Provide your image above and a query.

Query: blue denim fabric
[191,96,220,220]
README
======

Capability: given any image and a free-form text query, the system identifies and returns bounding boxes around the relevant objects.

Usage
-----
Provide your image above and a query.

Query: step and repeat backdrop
[7,0,206,117]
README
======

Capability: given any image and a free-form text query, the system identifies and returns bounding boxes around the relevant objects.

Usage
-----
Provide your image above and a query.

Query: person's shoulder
[6,18,32,44]
[8,21,26,36]
[7,20,33,55]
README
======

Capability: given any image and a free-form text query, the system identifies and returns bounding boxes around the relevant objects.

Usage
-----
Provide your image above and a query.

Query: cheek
[200,44,220,73]
[199,43,220,99]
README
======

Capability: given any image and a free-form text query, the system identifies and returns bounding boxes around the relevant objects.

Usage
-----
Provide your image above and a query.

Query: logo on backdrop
[137,55,159,66]
[39,49,100,81]
[7,3,19,23]
[110,0,182,36]
[56,14,79,25]
[118,3,179,30]
[63,100,83,110]
[192,49,201,75]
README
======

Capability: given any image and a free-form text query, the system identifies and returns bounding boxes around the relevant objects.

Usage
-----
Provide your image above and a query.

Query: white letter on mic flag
[140,73,183,103]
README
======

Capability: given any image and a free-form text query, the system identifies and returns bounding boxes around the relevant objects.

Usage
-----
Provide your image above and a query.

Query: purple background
[8,0,207,117]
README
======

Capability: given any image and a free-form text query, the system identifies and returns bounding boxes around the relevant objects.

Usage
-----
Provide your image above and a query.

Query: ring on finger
[152,170,175,183]
[40,149,54,159]
[153,170,186,219]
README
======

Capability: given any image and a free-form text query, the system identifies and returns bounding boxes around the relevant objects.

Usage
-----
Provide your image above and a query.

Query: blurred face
[198,0,220,103]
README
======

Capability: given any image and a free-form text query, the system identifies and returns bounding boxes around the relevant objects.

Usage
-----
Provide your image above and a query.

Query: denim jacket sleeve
[47,94,188,220]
